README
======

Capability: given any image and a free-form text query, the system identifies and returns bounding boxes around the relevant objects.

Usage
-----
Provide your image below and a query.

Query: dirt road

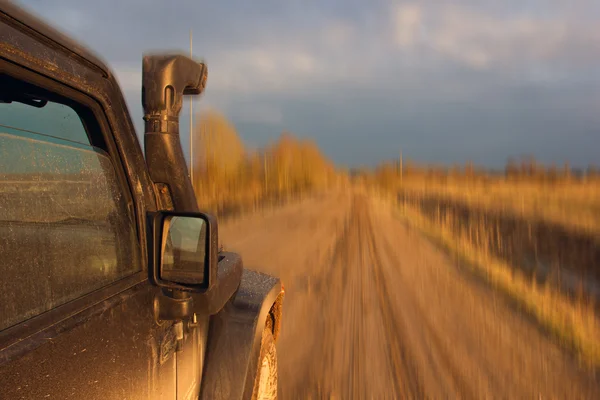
[220,190,599,399]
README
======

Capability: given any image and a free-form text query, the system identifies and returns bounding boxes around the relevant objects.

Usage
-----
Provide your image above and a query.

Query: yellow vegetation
[399,179,600,235]
[191,110,343,216]
[370,158,600,234]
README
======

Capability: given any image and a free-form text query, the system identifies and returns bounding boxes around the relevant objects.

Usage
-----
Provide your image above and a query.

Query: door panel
[0,283,177,399]
[176,315,210,400]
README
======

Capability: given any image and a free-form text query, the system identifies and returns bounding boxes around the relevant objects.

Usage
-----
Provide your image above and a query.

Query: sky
[15,0,600,168]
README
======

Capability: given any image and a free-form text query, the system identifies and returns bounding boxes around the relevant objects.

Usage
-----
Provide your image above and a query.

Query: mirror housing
[148,210,218,293]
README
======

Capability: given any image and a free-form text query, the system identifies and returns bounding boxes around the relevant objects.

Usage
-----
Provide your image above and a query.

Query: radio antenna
[189,28,194,185]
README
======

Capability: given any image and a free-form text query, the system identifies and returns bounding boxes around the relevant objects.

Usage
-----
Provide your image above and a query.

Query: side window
[0,75,141,332]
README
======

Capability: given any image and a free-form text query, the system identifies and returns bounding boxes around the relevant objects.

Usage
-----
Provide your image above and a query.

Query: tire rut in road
[355,196,426,398]
[317,196,368,398]
[283,200,354,398]
[369,211,478,399]
[292,194,429,398]
[286,195,388,398]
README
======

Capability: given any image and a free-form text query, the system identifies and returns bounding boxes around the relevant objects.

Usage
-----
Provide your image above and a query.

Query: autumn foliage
[191,110,341,215]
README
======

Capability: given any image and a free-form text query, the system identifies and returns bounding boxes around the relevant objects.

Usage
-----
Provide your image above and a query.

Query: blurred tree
[587,165,598,181]
[465,161,475,180]
[562,162,572,181]
[193,109,245,199]
[188,108,338,214]
[505,157,518,180]
[547,163,559,183]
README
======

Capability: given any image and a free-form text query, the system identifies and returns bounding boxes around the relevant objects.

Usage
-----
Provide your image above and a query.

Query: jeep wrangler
[0,2,283,399]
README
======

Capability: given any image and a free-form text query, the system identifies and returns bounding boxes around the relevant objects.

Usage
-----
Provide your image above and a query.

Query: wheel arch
[199,269,284,400]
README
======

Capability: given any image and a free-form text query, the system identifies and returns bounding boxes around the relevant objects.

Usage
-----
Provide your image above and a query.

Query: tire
[251,325,278,400]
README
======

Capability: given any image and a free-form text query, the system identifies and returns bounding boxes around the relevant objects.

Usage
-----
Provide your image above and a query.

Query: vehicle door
[0,67,178,399]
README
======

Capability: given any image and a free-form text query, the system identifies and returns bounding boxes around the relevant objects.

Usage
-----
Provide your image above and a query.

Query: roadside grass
[398,179,600,235]
[395,202,600,369]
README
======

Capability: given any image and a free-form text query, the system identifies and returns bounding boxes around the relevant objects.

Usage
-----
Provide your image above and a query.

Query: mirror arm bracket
[153,290,194,321]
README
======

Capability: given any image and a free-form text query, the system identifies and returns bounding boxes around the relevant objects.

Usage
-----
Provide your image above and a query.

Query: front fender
[199,269,284,400]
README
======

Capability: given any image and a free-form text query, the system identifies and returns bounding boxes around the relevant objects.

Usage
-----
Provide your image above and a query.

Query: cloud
[322,21,355,47]
[387,2,600,77]
[233,103,284,125]
[393,3,422,48]
[208,49,319,95]
[429,6,569,70]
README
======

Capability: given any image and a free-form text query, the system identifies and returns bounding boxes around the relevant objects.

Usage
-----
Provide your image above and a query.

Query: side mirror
[148,211,218,292]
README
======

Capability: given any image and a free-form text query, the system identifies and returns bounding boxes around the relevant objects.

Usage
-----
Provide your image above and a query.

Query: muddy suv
[0,3,283,399]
